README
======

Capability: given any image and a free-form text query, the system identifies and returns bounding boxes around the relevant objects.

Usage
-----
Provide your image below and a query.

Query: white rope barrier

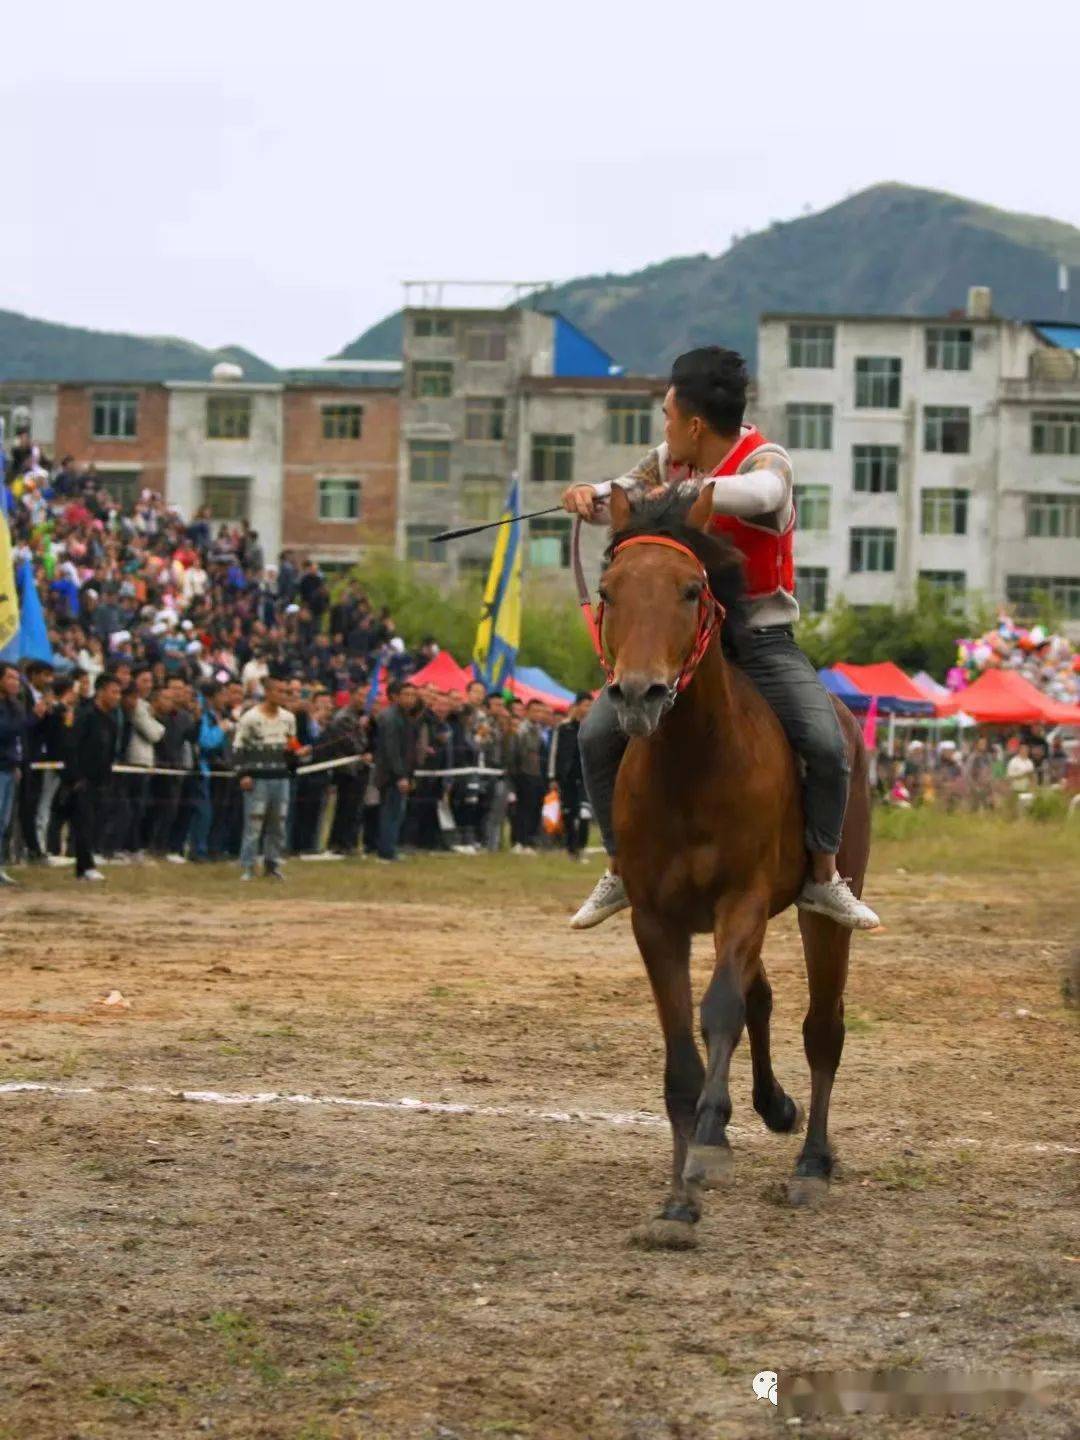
[30,758,507,780]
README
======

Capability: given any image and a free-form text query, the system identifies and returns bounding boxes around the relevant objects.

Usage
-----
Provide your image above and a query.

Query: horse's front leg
[630,907,703,1249]
[684,894,768,1190]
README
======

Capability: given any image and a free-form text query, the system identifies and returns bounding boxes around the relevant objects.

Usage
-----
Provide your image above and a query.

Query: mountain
[338,183,1080,374]
[0,309,280,383]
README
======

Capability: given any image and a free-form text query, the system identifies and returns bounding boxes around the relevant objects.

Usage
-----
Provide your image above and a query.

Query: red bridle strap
[591,534,726,696]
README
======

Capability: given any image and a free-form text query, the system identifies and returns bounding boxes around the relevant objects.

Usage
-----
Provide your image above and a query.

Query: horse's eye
[683,583,702,602]
[598,587,611,605]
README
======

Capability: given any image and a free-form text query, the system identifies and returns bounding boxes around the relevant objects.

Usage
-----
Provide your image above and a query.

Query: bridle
[576,528,725,709]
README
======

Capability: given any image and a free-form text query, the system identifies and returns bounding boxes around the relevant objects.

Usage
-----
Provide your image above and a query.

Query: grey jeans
[239,777,290,871]
[579,625,850,856]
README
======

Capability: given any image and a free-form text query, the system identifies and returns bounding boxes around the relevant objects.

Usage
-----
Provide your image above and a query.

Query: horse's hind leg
[631,909,703,1249]
[746,962,805,1135]
[684,896,767,1190]
[790,910,850,1206]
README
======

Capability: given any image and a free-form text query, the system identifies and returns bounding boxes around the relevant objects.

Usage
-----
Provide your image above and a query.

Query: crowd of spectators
[0,435,595,884]
[876,730,1078,812]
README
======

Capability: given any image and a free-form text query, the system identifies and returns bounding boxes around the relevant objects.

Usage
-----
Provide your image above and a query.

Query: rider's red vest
[706,427,796,601]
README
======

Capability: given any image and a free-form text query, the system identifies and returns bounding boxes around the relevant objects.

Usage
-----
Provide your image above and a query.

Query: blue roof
[515,665,576,703]
[818,667,867,699]
[1032,323,1080,352]
[551,314,618,378]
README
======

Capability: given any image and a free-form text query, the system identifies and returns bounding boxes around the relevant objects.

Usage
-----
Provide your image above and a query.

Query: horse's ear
[609,484,631,533]
[687,482,715,531]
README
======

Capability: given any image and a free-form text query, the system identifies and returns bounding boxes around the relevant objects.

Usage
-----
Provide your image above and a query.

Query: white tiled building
[754,290,1080,629]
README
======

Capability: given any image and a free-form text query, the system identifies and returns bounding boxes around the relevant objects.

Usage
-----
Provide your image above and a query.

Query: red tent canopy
[833,661,941,712]
[408,651,474,693]
[938,668,1080,725]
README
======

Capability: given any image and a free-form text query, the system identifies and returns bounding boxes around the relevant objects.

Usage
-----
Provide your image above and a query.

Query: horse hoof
[683,1143,734,1190]
[787,1175,829,1209]
[789,1101,806,1135]
[630,1218,700,1251]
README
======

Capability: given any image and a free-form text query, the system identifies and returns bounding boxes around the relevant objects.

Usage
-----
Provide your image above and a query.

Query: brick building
[281,368,400,566]
[53,384,169,506]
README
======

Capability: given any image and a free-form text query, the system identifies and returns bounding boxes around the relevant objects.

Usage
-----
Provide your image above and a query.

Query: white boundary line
[1,1081,1078,1156]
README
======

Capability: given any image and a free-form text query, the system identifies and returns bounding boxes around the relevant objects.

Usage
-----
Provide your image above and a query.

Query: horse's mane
[604,489,748,639]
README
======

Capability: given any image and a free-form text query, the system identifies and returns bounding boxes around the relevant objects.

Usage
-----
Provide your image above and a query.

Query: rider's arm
[709,447,793,518]
[583,444,671,524]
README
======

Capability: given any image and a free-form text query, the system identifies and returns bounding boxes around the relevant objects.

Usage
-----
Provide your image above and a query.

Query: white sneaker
[797,874,880,930]
[166,853,187,865]
[240,869,254,882]
[77,869,106,883]
[570,869,630,930]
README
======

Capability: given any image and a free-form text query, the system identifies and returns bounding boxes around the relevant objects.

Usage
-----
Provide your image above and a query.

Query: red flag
[862,695,878,749]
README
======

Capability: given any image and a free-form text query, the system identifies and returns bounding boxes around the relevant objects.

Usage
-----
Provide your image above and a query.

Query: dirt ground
[1,825,1078,1440]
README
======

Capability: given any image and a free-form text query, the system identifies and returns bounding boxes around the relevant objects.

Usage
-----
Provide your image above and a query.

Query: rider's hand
[562,484,597,521]
[239,776,254,791]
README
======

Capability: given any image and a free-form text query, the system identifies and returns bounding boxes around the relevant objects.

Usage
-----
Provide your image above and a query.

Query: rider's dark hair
[670,347,748,435]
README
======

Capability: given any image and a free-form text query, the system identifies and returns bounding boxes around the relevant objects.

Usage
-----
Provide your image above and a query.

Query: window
[461,476,505,523]
[406,524,443,561]
[924,405,970,453]
[92,390,138,439]
[793,483,830,531]
[606,397,653,446]
[921,487,969,535]
[795,566,828,614]
[1026,493,1080,538]
[465,328,507,362]
[919,570,966,594]
[465,397,505,442]
[0,393,32,440]
[531,433,574,485]
[786,403,833,450]
[854,356,901,408]
[1031,410,1080,456]
[409,440,450,486]
[529,516,572,568]
[849,527,896,573]
[95,471,142,510]
[321,404,363,440]
[852,444,899,494]
[412,362,453,398]
[926,326,972,371]
[206,394,251,439]
[202,475,250,521]
[317,477,361,521]
[1006,574,1080,620]
[788,324,835,368]
[413,315,453,338]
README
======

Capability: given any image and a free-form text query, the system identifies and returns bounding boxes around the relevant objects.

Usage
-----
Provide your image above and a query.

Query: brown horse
[600,483,871,1248]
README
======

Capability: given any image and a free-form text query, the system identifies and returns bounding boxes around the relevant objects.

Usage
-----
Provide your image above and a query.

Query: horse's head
[600,484,745,738]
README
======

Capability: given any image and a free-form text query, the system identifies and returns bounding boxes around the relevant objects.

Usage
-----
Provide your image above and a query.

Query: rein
[572,519,725,705]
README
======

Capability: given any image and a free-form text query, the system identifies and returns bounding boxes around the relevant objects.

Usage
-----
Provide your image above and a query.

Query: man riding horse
[562,345,879,932]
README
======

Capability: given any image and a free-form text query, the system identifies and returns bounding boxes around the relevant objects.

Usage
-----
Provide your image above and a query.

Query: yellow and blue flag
[472,473,522,690]
[0,508,19,656]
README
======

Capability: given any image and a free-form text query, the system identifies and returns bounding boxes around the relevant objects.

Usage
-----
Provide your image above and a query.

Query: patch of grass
[481,1423,530,1437]
[870,1158,943,1192]
[89,1378,171,1410]
[254,1024,299,1039]
[428,985,453,999]
[295,1423,335,1440]
[320,1340,360,1378]
[217,1044,244,1057]
[204,1309,282,1384]
[56,1048,83,1077]
[845,1011,877,1035]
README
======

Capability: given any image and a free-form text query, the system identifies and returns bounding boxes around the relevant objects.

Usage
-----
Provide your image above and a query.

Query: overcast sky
[6,0,1079,366]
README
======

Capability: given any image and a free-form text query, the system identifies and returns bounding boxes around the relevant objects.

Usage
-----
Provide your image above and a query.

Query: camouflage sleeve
[586,444,671,523]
